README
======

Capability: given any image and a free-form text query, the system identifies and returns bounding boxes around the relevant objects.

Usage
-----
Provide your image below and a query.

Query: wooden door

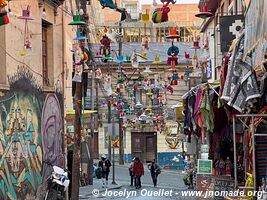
[131,133,143,161]
[146,136,156,162]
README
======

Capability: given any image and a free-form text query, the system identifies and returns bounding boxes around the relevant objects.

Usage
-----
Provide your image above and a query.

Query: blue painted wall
[124,152,185,170]
[157,152,184,170]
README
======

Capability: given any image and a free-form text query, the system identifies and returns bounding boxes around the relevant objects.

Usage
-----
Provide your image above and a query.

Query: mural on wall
[0,67,64,199]
[156,121,185,170]
[0,68,44,199]
[164,121,182,149]
[41,94,64,184]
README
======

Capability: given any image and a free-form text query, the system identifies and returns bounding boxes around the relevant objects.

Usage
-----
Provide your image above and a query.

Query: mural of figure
[41,94,64,184]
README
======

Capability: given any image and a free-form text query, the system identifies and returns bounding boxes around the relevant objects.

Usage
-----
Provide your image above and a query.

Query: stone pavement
[79,163,187,199]
[115,163,184,175]
[79,178,122,199]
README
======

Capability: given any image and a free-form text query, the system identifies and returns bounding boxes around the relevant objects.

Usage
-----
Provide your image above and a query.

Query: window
[42,20,53,87]
[125,4,137,19]
[42,22,48,86]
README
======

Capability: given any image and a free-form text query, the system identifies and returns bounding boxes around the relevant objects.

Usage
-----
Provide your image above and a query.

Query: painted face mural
[0,95,42,200]
[41,94,64,183]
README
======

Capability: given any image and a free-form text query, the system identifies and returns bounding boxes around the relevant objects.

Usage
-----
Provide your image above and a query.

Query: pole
[119,117,124,165]
[119,21,122,57]
[61,2,68,198]
[251,115,256,191]
[112,145,117,185]
[71,0,94,197]
[108,61,112,160]
[108,98,112,160]
[118,20,124,165]
[233,115,237,189]
[71,81,82,199]
[111,123,117,184]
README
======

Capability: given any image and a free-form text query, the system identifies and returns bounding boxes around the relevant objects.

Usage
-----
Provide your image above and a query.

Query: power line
[0,44,50,83]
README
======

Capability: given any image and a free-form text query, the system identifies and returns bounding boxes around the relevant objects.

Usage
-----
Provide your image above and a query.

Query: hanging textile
[193,86,205,129]
[200,85,214,132]
[221,31,260,112]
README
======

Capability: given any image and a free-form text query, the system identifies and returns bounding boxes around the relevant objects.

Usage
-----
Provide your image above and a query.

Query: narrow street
[80,164,196,200]
[2,0,266,199]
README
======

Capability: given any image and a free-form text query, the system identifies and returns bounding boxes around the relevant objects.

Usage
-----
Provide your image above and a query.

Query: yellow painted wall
[157,133,184,153]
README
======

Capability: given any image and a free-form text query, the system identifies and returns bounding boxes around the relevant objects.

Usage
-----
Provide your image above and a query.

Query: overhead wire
[0,43,50,83]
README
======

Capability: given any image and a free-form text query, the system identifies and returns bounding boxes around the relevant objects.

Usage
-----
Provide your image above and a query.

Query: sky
[140,0,199,4]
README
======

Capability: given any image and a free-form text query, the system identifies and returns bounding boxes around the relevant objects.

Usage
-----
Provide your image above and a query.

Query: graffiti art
[0,67,64,199]
[0,94,43,199]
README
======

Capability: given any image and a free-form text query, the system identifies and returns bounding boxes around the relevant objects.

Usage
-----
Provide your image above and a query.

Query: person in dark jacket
[133,157,144,189]
[148,159,161,187]
[129,157,136,186]
[98,154,111,188]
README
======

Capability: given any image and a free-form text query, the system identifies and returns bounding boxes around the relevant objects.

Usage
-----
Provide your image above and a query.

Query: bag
[156,168,161,174]
[183,176,189,185]
[96,167,102,179]
[155,164,161,174]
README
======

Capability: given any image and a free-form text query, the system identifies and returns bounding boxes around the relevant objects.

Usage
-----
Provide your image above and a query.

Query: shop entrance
[233,113,267,191]
[131,132,157,163]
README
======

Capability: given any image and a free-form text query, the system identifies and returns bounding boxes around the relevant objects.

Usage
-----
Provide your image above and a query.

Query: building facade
[198,0,244,82]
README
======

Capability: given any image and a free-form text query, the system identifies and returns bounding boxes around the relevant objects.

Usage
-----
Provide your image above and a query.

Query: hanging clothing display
[221,32,260,113]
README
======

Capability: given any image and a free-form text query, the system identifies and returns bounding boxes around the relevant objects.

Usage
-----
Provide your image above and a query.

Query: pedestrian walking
[148,159,161,187]
[129,157,136,186]
[133,157,144,189]
[98,154,111,188]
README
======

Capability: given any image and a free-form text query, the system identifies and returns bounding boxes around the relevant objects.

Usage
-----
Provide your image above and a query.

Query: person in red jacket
[133,157,144,189]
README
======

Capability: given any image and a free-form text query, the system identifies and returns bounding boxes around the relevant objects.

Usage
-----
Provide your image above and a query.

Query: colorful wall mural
[157,121,185,170]
[164,121,180,149]
[0,68,64,199]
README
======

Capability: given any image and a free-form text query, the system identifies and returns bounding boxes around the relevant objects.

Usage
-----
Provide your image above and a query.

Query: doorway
[131,132,157,163]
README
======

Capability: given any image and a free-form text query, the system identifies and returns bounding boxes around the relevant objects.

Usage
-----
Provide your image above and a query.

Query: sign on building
[220,15,245,52]
[197,159,212,174]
